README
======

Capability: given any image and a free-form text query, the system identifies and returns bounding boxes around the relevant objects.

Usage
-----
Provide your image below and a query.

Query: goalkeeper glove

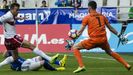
[117,34,128,45]
[65,40,75,50]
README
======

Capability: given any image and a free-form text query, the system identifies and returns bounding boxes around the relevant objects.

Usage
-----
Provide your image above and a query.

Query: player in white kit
[0,51,66,71]
[0,3,66,67]
[21,56,66,71]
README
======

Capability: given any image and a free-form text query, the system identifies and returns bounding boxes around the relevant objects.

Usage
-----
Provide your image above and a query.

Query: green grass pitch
[0,53,133,75]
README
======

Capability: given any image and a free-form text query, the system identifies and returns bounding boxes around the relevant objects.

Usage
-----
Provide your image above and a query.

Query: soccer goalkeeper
[66,1,132,73]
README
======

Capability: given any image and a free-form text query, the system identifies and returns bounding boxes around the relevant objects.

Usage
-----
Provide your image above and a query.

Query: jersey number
[96,17,101,27]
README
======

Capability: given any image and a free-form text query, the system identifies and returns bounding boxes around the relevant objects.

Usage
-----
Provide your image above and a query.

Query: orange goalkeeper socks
[110,52,129,68]
[74,49,84,67]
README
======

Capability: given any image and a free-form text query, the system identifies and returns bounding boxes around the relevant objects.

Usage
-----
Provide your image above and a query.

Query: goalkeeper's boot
[73,66,86,73]
[59,54,67,67]
[56,67,65,71]
[126,65,132,71]
[50,53,59,64]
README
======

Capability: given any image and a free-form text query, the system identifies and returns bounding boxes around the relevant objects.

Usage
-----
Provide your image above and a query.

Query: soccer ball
[68,29,78,39]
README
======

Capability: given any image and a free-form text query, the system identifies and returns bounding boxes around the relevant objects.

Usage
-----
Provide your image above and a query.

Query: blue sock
[54,60,60,66]
[42,57,60,66]
[43,61,56,71]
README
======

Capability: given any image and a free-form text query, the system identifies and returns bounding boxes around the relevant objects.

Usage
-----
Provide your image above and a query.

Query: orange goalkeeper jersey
[82,12,109,38]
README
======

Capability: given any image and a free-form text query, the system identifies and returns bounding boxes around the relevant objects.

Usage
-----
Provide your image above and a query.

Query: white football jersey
[0,11,16,39]
[21,56,41,71]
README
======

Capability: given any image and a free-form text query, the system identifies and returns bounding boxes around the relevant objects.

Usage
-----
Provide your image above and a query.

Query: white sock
[33,48,51,61]
[0,56,14,67]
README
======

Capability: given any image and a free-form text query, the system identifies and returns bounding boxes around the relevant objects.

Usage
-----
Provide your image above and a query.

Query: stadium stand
[0,0,132,8]
[119,0,131,19]
[0,0,132,19]
[95,0,103,6]
[81,0,88,7]
[107,0,118,6]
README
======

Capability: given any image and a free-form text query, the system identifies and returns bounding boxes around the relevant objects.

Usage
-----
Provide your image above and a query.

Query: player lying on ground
[0,3,60,66]
[66,1,132,73]
[0,50,67,71]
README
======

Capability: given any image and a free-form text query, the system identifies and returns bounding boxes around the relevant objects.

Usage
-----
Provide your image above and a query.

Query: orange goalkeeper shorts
[80,37,111,50]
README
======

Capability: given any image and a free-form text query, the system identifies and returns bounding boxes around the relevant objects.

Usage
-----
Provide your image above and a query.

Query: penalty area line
[67,54,133,63]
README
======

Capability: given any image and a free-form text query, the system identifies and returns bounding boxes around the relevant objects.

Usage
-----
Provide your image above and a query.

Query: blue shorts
[10,57,25,71]
[5,50,25,71]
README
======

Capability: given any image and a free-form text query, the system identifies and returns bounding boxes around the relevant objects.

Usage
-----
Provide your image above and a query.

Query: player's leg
[21,40,59,63]
[28,60,65,71]
[30,56,56,71]
[73,43,85,68]
[72,42,86,73]
[0,56,14,68]
[73,40,93,73]
[42,61,57,71]
[38,54,67,67]
[1,49,24,71]
[10,56,25,71]
[11,49,19,60]
[59,54,67,67]
[73,39,96,73]
[43,61,65,71]
[30,61,56,71]
[47,54,67,67]
[10,35,58,63]
[4,49,19,61]
[101,42,131,71]
[0,49,19,68]
[37,56,66,71]
[27,56,65,71]
[4,36,20,60]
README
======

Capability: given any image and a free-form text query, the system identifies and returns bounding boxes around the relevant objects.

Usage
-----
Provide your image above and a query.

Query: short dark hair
[42,0,46,3]
[88,1,97,9]
[3,0,7,3]
[10,3,20,10]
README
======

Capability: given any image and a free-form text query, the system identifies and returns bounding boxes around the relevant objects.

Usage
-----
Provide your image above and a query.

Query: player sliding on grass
[66,1,132,73]
[0,51,67,71]
[0,3,63,66]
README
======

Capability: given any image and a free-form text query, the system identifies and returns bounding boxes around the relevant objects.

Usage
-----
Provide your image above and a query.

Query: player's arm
[0,15,15,26]
[77,16,88,38]
[104,16,119,36]
[77,25,86,37]
[15,16,27,20]
[0,15,10,23]
[0,56,14,68]
[106,23,119,36]
[0,13,18,26]
[106,22,128,45]
[65,16,88,50]
[70,25,86,42]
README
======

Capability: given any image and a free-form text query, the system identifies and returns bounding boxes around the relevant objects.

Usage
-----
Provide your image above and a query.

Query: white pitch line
[67,54,133,63]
